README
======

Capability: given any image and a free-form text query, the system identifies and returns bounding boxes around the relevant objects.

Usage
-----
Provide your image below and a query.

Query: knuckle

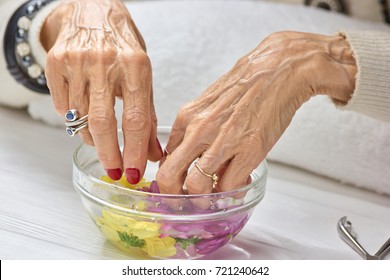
[156,169,170,186]
[187,116,214,137]
[88,111,116,135]
[97,151,118,164]
[123,110,149,133]
[245,131,262,147]
[238,133,264,162]
[264,31,285,42]
[185,174,209,195]
[196,141,210,152]
[175,107,190,124]
[313,52,333,65]
[53,102,68,115]
[88,48,117,65]
[216,143,235,159]
[156,169,181,193]
[47,47,66,62]
[151,113,157,125]
[235,56,249,67]
[47,48,67,64]
[259,31,290,49]
[123,51,151,68]
[67,49,88,62]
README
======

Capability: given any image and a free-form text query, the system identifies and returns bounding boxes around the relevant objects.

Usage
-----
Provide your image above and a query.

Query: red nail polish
[156,137,163,155]
[106,168,122,181]
[126,168,141,184]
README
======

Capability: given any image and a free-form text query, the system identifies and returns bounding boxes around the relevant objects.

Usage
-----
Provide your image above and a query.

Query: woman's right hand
[157,31,357,195]
[42,0,162,183]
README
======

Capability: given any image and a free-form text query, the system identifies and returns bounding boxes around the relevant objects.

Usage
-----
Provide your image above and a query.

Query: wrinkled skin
[156,31,356,195]
[42,1,356,195]
[42,0,162,184]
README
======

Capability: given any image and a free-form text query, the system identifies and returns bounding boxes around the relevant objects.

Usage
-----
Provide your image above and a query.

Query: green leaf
[118,232,146,248]
[174,237,200,250]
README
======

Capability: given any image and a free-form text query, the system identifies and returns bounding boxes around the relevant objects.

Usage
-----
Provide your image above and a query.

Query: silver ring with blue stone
[66,122,88,137]
[65,109,79,122]
[65,114,88,127]
[65,109,88,137]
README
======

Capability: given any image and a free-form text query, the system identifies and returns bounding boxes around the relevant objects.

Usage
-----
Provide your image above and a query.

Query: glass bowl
[72,127,267,259]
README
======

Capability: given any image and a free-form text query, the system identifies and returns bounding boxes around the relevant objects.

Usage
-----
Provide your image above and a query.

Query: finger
[45,58,68,115]
[183,145,232,210]
[217,145,263,192]
[88,68,123,181]
[207,107,263,192]
[122,53,152,185]
[147,89,163,162]
[68,75,94,145]
[163,93,219,155]
[185,142,232,196]
[163,112,189,157]
[216,155,260,197]
[164,75,246,157]
[156,132,208,195]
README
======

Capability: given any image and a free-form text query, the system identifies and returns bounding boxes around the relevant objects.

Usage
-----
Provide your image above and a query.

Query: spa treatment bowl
[72,127,267,259]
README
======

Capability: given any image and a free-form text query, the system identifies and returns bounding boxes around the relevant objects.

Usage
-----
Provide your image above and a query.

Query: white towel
[268,96,390,195]
[28,0,390,194]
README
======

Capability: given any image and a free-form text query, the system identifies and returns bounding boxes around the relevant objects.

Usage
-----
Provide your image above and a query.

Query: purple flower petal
[196,236,230,255]
[149,181,160,193]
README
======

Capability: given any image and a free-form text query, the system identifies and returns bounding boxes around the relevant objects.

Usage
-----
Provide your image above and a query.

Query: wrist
[40,0,136,52]
[310,34,357,104]
[332,34,357,104]
[40,1,70,51]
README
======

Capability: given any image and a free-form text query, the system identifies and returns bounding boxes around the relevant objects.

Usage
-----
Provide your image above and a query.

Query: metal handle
[375,237,390,259]
[337,216,372,259]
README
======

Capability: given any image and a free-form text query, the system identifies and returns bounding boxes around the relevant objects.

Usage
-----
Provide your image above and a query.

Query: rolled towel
[268,95,390,195]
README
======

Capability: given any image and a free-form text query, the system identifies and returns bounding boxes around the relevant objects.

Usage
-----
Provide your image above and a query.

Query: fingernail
[106,168,122,181]
[156,137,163,155]
[126,168,141,184]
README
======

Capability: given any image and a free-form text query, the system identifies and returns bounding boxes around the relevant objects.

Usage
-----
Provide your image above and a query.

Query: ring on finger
[164,148,171,157]
[195,161,218,187]
[65,109,80,122]
[65,114,88,127]
[66,122,88,137]
[64,109,88,137]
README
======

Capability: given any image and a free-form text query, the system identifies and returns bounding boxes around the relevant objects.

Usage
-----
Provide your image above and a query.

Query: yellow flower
[98,209,176,258]
[143,236,177,258]
[132,220,161,239]
[100,224,121,242]
[135,200,147,211]
[101,175,151,190]
[101,209,137,232]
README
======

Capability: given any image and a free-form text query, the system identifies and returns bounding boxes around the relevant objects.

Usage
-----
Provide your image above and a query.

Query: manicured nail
[126,168,141,184]
[156,137,163,155]
[106,168,122,181]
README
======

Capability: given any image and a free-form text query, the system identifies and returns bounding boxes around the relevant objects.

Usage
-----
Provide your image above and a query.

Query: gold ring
[194,162,218,187]
[164,149,171,158]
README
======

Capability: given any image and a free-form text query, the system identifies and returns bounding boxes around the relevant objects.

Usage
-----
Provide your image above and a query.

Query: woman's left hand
[42,0,162,183]
[156,31,356,195]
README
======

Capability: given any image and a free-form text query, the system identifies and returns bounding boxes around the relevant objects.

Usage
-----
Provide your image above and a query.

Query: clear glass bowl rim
[72,126,268,200]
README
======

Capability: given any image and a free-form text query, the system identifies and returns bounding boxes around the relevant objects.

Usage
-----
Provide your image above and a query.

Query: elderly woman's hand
[157,31,356,194]
[42,0,162,183]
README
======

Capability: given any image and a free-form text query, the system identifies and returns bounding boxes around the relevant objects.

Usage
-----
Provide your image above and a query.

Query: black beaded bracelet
[3,0,56,94]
